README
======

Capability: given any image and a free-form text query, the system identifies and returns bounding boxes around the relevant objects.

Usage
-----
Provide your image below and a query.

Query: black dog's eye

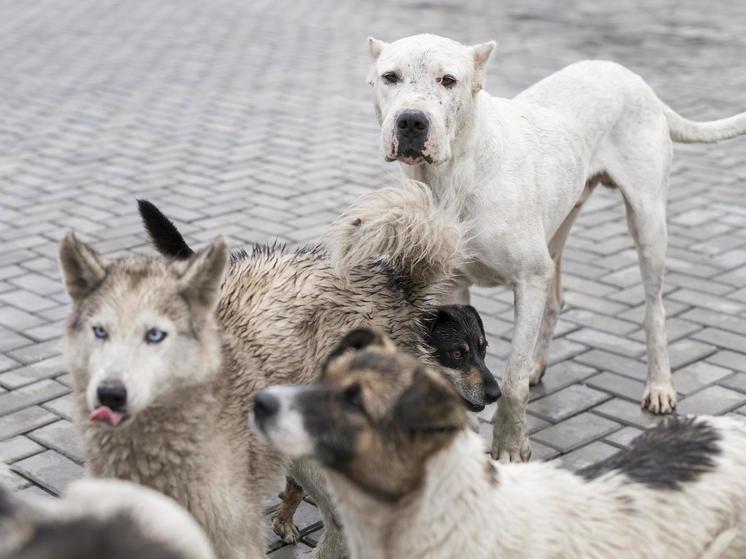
[342,383,363,410]
[451,350,462,360]
[92,325,108,340]
[440,74,457,88]
[382,71,399,85]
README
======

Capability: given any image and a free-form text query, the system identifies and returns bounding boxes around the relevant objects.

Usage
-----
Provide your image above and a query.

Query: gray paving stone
[706,351,746,374]
[677,386,746,416]
[604,426,644,448]
[533,412,620,453]
[692,328,746,354]
[28,419,84,464]
[673,361,733,395]
[719,373,746,394]
[0,406,59,440]
[529,385,611,423]
[586,372,645,402]
[575,349,647,381]
[0,379,69,416]
[0,435,44,463]
[12,449,84,495]
[560,441,620,471]
[528,360,598,401]
[592,399,666,429]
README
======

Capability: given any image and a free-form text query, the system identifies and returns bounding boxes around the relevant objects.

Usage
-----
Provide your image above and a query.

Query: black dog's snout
[485,379,502,403]
[253,391,280,423]
[395,109,429,157]
[97,382,127,411]
[396,109,429,133]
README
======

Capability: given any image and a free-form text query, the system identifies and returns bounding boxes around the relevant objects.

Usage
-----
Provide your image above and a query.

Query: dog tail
[137,200,195,260]
[663,104,746,144]
[327,180,468,289]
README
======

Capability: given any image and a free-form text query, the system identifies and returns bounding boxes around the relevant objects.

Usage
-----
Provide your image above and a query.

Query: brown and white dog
[253,328,746,559]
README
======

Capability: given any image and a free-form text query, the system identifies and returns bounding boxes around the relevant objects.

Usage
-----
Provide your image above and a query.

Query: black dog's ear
[462,304,486,336]
[392,368,466,432]
[322,328,393,373]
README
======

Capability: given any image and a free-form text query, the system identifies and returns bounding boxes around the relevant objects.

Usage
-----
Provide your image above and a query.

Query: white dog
[366,33,746,462]
[252,329,746,559]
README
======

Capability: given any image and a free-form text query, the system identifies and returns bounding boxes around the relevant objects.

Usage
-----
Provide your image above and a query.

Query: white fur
[327,417,746,559]
[368,33,746,462]
[251,386,315,458]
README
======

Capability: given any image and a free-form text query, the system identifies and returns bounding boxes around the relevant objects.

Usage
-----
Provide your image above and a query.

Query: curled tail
[137,200,195,259]
[664,104,746,143]
[327,180,468,289]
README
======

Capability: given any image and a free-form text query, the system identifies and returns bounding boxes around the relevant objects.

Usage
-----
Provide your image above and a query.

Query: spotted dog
[253,328,746,559]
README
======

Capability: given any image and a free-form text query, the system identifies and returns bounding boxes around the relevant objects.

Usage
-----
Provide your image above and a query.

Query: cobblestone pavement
[2,0,746,555]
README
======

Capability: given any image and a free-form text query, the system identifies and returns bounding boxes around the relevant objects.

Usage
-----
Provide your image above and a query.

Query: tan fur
[61,183,465,559]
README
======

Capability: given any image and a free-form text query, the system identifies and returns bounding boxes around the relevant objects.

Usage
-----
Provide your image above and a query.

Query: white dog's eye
[145,328,168,344]
[92,325,108,340]
[439,74,457,88]
[381,71,399,85]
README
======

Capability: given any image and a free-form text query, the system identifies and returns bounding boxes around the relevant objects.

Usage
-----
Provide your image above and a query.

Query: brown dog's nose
[253,391,280,423]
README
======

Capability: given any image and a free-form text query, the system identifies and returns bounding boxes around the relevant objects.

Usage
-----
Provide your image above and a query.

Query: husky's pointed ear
[392,368,467,432]
[322,327,395,373]
[470,40,496,92]
[59,232,110,304]
[178,238,228,315]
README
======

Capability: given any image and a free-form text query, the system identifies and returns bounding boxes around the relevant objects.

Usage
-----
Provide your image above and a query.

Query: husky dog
[270,303,496,543]
[61,181,495,558]
[253,329,746,559]
[0,477,214,559]
[367,33,746,462]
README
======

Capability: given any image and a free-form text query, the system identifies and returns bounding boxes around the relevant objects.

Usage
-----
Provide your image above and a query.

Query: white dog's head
[367,34,495,166]
[59,233,226,429]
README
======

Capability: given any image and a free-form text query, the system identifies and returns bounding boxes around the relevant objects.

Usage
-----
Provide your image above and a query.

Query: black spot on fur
[577,417,721,490]
[370,259,415,300]
[137,200,195,260]
[322,328,384,372]
[12,513,184,559]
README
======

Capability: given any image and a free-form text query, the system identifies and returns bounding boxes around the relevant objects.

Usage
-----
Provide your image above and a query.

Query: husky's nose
[97,382,127,411]
[253,391,280,423]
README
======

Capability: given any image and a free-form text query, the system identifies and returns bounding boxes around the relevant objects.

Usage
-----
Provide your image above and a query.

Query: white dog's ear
[471,40,497,92]
[59,231,110,303]
[367,37,388,61]
[178,238,228,316]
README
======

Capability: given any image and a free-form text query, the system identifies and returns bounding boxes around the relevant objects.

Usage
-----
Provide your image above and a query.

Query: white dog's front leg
[492,269,553,463]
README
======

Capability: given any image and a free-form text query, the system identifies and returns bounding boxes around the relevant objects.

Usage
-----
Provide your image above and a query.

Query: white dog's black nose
[97,382,127,411]
[396,109,429,156]
[253,391,280,423]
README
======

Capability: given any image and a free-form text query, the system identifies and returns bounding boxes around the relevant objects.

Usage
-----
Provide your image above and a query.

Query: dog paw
[641,382,677,415]
[271,513,301,544]
[529,362,547,386]
[491,414,531,463]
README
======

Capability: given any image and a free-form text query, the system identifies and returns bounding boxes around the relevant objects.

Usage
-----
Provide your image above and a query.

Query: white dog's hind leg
[492,261,554,462]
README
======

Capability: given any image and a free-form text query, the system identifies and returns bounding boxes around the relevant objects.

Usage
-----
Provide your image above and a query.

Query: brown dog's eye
[382,72,399,85]
[342,383,364,410]
[440,74,457,88]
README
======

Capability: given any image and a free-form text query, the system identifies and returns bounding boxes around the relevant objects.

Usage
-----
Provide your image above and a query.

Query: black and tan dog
[253,328,746,559]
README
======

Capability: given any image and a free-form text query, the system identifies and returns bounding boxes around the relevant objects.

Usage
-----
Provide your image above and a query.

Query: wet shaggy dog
[367,33,746,463]
[270,303,498,543]
[253,329,746,559]
[0,477,214,559]
[61,182,495,558]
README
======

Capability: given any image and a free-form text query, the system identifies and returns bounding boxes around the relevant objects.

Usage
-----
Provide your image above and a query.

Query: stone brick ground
[1,0,746,555]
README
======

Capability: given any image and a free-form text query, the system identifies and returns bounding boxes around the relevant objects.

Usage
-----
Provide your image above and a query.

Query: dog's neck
[327,429,500,559]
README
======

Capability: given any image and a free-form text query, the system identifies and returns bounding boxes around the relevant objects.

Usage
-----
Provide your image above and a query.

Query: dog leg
[492,262,553,462]
[271,477,303,544]
[529,205,580,385]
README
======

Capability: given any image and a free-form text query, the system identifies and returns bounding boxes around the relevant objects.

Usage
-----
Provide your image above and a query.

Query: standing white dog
[366,33,746,462]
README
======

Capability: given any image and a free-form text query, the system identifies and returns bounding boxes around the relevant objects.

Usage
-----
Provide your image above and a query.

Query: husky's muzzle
[89,381,129,427]
[395,109,431,163]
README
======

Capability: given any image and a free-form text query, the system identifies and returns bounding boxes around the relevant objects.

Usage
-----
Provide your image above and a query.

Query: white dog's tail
[327,180,468,290]
[664,104,746,143]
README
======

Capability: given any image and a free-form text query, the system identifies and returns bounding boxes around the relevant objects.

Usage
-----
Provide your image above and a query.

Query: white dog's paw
[529,361,547,386]
[641,381,677,415]
[491,413,531,463]
[271,513,301,544]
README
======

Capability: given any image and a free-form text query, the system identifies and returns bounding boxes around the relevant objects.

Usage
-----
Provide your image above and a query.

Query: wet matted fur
[61,181,486,558]
[253,330,746,559]
[0,477,214,559]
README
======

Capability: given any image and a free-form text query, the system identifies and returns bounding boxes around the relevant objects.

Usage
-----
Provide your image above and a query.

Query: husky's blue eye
[145,328,167,344]
[92,326,108,340]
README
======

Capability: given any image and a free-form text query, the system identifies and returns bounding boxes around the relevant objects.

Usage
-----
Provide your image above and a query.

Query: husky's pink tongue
[89,406,125,426]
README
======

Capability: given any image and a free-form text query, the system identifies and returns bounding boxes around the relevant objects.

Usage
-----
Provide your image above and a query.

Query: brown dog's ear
[323,327,394,373]
[392,368,467,432]
[177,238,228,315]
[470,40,496,92]
[59,232,110,303]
